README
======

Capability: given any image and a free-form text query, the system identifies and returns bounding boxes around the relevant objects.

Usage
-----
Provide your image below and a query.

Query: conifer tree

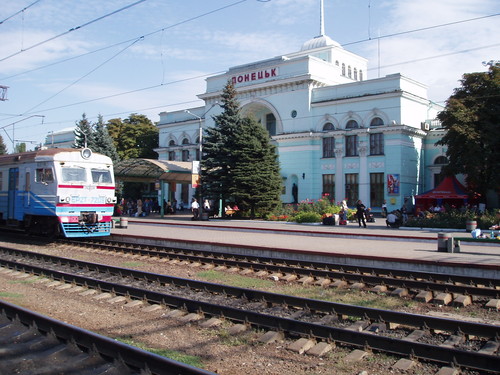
[0,135,7,155]
[230,116,281,217]
[93,115,120,162]
[202,81,282,217]
[73,113,94,149]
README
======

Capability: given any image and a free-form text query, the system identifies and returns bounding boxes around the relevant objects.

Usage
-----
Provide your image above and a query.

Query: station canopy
[113,158,194,183]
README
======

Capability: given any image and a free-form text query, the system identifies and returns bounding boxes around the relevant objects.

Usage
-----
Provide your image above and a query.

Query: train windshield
[61,166,87,183]
[91,168,113,184]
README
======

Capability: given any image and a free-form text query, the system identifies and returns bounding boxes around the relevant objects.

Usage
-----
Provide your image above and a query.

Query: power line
[0,0,43,26]
[22,37,144,115]
[1,0,248,81]
[0,0,147,63]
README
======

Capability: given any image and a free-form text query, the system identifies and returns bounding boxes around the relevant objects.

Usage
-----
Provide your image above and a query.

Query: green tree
[0,135,7,154]
[14,142,26,153]
[436,64,500,205]
[107,114,158,160]
[202,81,282,218]
[73,113,94,149]
[230,116,282,217]
[202,81,242,210]
[93,115,120,162]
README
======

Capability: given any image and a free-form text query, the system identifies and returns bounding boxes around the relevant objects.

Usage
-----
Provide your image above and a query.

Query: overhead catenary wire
[0,0,43,26]
[0,0,147,63]
[0,3,498,137]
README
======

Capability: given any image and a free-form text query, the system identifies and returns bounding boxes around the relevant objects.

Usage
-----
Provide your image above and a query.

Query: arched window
[348,66,352,78]
[182,138,189,145]
[323,122,335,131]
[359,70,363,81]
[354,68,358,80]
[434,156,448,165]
[346,120,359,129]
[370,117,384,127]
[169,140,176,146]
[335,60,339,66]
[342,63,345,76]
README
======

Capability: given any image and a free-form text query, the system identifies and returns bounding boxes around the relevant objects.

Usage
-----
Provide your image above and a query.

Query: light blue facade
[155,33,447,212]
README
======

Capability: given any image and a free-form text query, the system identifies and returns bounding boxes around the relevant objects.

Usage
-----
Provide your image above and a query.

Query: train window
[36,168,54,184]
[91,168,112,183]
[61,166,87,183]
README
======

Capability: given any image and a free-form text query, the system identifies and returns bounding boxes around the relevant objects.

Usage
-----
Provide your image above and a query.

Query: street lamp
[184,110,202,206]
[184,103,220,219]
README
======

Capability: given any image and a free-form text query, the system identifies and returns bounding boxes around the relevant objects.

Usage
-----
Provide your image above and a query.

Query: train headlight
[59,196,71,203]
[81,148,92,159]
[106,197,117,203]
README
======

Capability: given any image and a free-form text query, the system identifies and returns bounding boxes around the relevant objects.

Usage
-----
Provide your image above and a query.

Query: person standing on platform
[191,198,200,220]
[382,200,387,218]
[356,200,367,228]
[341,199,348,221]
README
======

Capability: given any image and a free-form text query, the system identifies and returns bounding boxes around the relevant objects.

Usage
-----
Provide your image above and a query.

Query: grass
[117,337,205,369]
[121,261,144,268]
[194,271,415,311]
[0,292,23,299]
[196,270,274,289]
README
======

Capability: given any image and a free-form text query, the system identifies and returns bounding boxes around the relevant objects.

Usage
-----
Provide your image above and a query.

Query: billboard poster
[387,174,400,195]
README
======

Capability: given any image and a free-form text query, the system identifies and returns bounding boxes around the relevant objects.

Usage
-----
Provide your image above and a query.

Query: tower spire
[320,0,325,36]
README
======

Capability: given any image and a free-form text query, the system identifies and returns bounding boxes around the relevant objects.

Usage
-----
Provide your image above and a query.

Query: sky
[0,0,499,152]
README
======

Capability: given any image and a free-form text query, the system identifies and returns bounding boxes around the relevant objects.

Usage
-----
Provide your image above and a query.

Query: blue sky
[0,0,499,152]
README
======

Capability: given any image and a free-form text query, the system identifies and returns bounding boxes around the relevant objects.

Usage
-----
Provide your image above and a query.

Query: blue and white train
[0,148,116,237]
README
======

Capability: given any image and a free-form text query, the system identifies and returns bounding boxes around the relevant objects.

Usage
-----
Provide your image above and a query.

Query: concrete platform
[110,214,500,279]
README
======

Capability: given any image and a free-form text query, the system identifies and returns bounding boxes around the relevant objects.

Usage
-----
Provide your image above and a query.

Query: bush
[293,211,322,223]
[406,209,498,229]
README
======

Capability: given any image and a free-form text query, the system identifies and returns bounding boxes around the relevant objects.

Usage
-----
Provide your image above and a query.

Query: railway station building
[154,28,446,213]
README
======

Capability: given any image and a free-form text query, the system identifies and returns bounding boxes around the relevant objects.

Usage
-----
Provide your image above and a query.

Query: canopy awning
[114,158,193,183]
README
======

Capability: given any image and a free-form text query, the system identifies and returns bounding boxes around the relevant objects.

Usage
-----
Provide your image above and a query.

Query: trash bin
[201,212,209,221]
[437,232,450,252]
[465,220,477,232]
[119,217,128,229]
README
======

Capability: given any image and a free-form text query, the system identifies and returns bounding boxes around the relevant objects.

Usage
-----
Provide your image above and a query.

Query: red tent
[415,176,469,211]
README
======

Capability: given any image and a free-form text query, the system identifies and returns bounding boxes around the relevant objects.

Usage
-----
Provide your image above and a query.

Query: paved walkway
[111,214,500,278]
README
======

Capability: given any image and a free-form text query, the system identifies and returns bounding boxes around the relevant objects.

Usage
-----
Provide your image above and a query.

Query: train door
[8,168,19,220]
[24,171,31,208]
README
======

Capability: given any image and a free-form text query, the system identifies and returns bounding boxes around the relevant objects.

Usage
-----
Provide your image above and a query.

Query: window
[345,135,358,156]
[348,66,352,78]
[182,150,190,161]
[323,137,335,158]
[370,133,384,155]
[342,63,345,76]
[323,122,334,131]
[359,70,363,81]
[61,167,86,183]
[91,168,113,183]
[434,156,448,165]
[354,68,358,80]
[169,140,176,146]
[182,138,189,145]
[346,120,359,129]
[322,174,335,201]
[370,173,384,207]
[168,151,176,161]
[370,117,384,127]
[35,168,54,184]
[266,113,276,136]
[345,173,358,203]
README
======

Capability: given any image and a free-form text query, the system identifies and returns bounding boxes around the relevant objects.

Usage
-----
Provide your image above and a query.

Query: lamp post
[184,103,220,219]
[184,110,204,218]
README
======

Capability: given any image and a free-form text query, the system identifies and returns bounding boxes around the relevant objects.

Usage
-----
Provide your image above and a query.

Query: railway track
[64,238,500,308]
[0,299,214,375]
[0,244,499,374]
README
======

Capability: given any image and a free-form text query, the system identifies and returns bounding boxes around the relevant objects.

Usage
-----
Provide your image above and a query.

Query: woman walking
[356,200,367,228]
